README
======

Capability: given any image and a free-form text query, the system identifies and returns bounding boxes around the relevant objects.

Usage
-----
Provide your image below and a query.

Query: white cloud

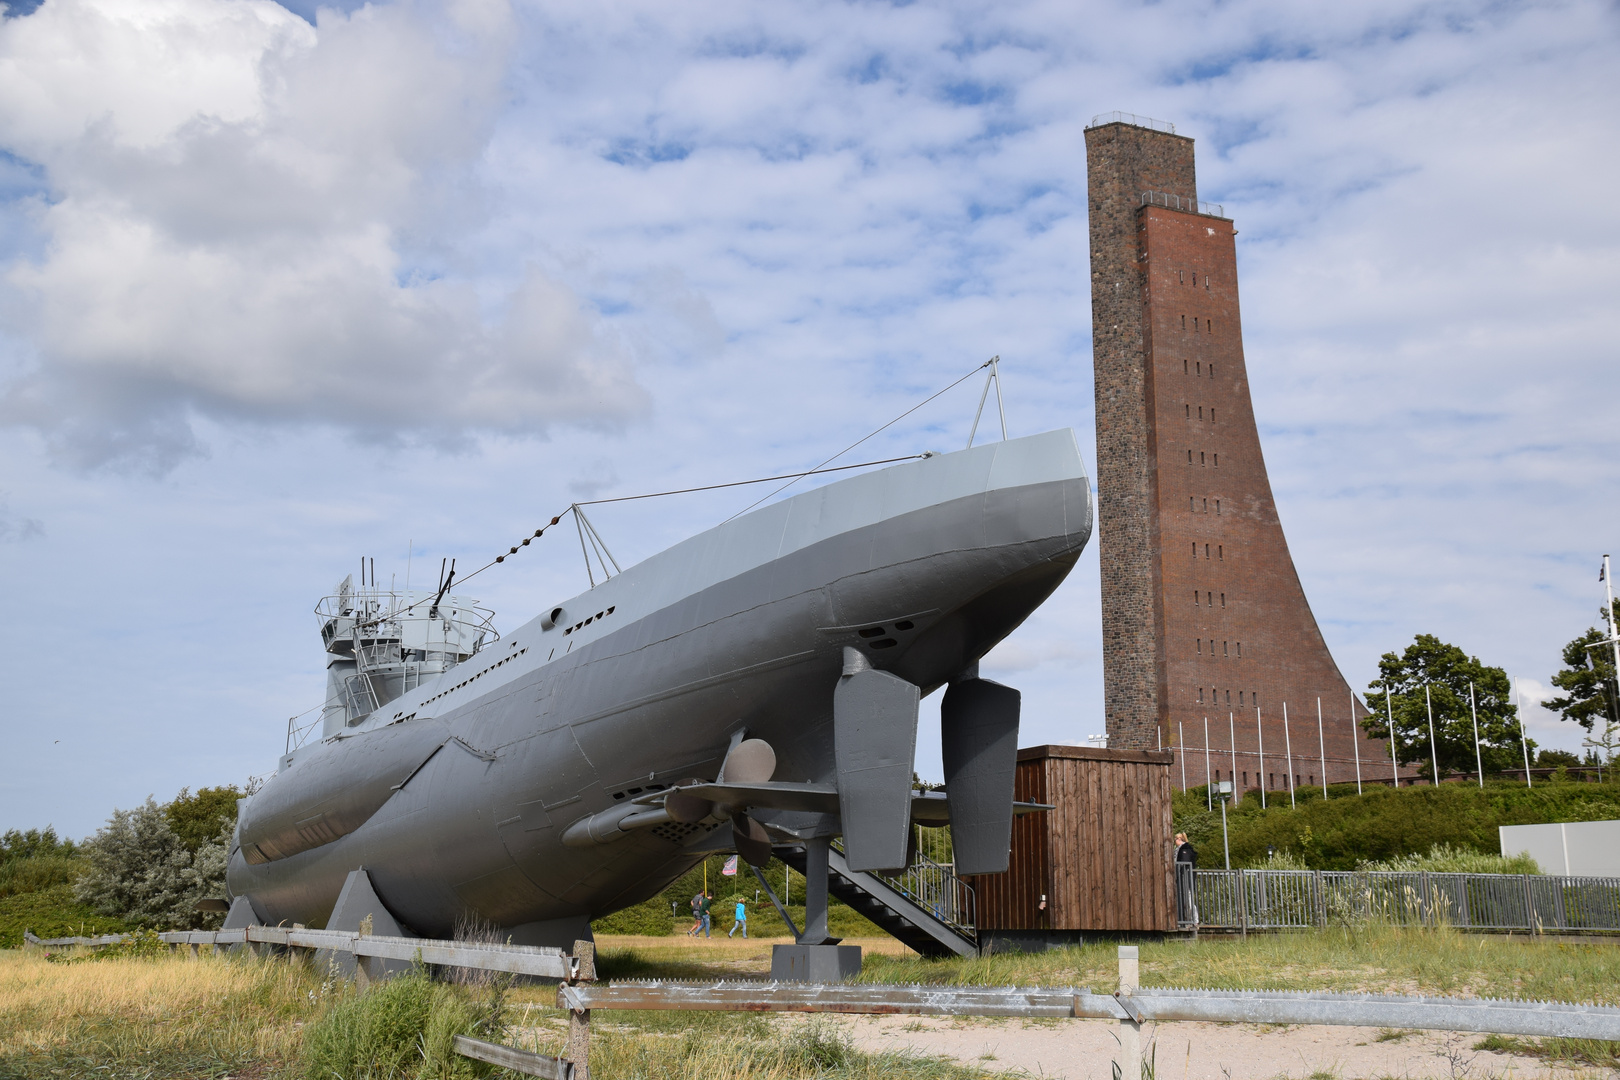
[0,0,647,471]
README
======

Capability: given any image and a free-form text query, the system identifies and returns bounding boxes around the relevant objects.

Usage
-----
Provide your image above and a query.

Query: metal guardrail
[560,979,1620,1041]
[1186,869,1620,933]
[1089,111,1177,135]
[26,926,590,983]
[1141,190,1226,219]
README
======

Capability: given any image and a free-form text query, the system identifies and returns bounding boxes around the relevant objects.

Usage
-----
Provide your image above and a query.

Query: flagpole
[1516,678,1532,788]
[1425,684,1440,786]
[1229,713,1238,806]
[1387,684,1400,788]
[1257,708,1267,809]
[1283,702,1297,808]
[1204,715,1213,811]
[1179,720,1187,792]
[1351,688,1363,795]
[1317,697,1328,799]
[1470,682,1484,788]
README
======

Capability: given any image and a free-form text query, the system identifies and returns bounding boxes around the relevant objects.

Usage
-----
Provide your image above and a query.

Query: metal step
[776,845,979,958]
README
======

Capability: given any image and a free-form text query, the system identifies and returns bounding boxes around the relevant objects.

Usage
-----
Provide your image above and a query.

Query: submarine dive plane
[228,428,1094,947]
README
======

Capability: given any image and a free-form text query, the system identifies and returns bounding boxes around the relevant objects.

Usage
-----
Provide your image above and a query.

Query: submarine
[228,427,1093,947]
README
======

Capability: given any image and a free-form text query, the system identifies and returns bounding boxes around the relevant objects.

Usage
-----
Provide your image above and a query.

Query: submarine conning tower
[316,573,496,739]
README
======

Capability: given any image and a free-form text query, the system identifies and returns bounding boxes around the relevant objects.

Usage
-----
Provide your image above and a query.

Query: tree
[75,797,230,930]
[0,826,76,862]
[1360,634,1527,782]
[165,786,242,852]
[1547,601,1620,767]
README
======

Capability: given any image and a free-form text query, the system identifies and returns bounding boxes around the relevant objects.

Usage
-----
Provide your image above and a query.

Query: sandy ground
[820,1014,1586,1080]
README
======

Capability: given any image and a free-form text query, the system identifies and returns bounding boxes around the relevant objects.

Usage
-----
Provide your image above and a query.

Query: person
[686,892,704,937]
[698,892,713,938]
[1174,831,1199,927]
[728,896,748,938]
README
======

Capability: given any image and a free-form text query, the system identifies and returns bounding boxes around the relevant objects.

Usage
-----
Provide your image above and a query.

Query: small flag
[721,855,738,877]
[1601,561,1607,583]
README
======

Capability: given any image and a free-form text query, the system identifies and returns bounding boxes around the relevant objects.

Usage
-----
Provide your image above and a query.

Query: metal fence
[871,852,976,937]
[1140,190,1226,219]
[1187,869,1620,933]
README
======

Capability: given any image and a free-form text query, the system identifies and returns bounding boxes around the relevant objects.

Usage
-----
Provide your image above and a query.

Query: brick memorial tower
[1084,113,1389,797]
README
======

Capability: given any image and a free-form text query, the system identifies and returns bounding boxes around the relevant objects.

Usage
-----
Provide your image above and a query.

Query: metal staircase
[776,842,979,958]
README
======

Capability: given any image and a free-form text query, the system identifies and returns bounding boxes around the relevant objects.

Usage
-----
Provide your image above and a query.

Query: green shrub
[301,972,500,1080]
[1359,842,1541,874]
[0,883,130,948]
[592,897,676,936]
[0,853,81,899]
[1174,779,1620,870]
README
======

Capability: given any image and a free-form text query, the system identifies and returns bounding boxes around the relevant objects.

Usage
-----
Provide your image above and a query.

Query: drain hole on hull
[894,620,914,631]
[870,639,898,649]
[858,626,885,638]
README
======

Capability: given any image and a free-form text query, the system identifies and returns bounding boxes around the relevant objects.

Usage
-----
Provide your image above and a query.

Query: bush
[0,883,130,948]
[1174,779,1620,870]
[1359,842,1541,874]
[0,853,80,899]
[75,797,229,930]
[592,896,676,936]
[301,973,501,1080]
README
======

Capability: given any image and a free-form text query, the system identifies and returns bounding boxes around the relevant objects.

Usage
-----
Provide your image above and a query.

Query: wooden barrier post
[1117,945,1141,1080]
[567,940,595,1080]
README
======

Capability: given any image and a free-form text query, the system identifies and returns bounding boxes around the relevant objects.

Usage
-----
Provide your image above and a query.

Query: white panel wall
[1499,820,1620,877]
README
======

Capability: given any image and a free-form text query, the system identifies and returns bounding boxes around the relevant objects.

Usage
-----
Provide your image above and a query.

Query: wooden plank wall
[969,746,1175,932]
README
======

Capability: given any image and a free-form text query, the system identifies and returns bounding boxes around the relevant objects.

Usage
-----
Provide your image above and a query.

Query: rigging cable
[380,357,1000,615]
[722,357,994,523]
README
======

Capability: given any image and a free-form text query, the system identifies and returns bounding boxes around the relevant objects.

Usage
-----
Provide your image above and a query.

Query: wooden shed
[967,745,1176,950]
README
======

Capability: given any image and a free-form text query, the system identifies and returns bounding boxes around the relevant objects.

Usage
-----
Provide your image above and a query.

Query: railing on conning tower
[1088,111,1176,134]
[1140,190,1227,219]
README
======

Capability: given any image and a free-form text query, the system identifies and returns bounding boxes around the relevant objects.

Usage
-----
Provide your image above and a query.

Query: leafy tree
[1546,599,1620,733]
[165,786,242,852]
[75,797,229,930]
[1536,748,1580,768]
[1360,634,1526,782]
[0,827,76,862]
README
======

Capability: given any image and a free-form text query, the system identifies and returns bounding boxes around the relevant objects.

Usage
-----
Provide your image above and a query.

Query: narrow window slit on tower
[1216,499,1221,514]
[1223,641,1228,656]
[1184,358,1188,374]
[1204,543,1210,558]
[1202,498,1207,513]
[1181,315,1186,329]
[1220,592,1225,607]
[1200,451,1206,466]
[1186,404,1190,418]
[1198,687,1204,702]
[1193,589,1199,606]
[1218,545,1223,559]
[1190,496,1195,512]
[1197,639,1202,654]
[1207,591,1212,606]
[1211,409,1216,424]
[1213,453,1219,467]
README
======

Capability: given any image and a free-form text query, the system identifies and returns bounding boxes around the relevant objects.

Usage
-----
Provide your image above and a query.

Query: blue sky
[1,0,1617,838]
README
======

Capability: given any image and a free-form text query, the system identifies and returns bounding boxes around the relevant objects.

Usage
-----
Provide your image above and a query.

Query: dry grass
[0,945,324,1078]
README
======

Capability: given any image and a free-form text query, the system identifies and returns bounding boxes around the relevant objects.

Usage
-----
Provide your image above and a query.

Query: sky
[1,0,1617,840]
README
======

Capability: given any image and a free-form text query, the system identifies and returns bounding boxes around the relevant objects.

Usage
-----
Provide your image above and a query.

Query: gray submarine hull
[228,429,1093,941]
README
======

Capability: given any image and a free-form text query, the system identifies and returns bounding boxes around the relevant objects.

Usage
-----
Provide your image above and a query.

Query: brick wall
[1085,121,1197,751]
[1086,120,1390,792]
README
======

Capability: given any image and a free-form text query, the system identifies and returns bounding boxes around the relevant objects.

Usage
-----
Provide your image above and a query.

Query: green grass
[1173,777,1620,869]
[1473,1031,1620,1070]
[858,925,1620,1005]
